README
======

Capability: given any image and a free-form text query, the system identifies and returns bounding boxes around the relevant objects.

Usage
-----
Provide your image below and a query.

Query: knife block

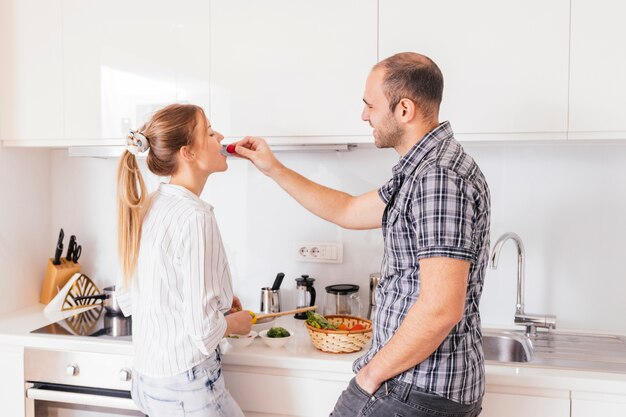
[40,258,81,304]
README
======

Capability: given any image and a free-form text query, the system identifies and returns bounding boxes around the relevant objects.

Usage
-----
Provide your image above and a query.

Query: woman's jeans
[330,377,482,417]
[131,352,244,417]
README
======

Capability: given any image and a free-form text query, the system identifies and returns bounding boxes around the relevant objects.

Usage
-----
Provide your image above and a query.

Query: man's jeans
[330,378,482,417]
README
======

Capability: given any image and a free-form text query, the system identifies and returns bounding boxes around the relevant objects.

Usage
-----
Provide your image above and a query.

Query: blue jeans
[131,352,244,417]
[330,378,482,417]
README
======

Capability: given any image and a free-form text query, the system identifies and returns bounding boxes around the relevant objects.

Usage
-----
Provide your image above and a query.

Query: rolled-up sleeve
[181,210,228,355]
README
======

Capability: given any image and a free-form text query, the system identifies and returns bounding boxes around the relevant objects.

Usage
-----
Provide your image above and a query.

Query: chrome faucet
[489,232,556,336]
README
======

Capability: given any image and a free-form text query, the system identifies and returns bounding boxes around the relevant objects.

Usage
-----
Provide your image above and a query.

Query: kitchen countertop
[1,304,626,395]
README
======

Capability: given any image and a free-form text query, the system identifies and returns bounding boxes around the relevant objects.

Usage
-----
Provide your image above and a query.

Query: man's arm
[355,257,470,393]
[234,137,385,230]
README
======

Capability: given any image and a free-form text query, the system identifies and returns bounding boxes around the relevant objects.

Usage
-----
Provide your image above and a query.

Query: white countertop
[1,304,626,395]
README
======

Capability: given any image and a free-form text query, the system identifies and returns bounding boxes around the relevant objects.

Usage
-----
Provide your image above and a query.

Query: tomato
[337,324,349,331]
[349,323,365,331]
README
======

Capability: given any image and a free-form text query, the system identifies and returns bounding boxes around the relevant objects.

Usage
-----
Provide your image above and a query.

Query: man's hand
[233,136,283,177]
[355,366,383,395]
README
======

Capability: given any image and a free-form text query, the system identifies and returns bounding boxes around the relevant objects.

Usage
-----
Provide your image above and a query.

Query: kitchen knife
[271,272,285,291]
[66,235,76,261]
[52,228,64,265]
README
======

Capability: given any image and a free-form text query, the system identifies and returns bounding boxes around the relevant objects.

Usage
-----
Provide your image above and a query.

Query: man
[234,52,490,417]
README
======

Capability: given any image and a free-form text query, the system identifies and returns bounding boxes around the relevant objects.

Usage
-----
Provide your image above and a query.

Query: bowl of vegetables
[259,326,293,348]
[305,311,372,353]
[224,330,257,348]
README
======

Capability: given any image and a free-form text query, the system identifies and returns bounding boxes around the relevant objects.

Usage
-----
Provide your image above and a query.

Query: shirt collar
[392,121,454,180]
[158,183,213,210]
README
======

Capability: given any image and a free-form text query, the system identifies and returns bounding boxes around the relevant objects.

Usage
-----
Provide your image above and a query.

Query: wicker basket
[305,315,373,354]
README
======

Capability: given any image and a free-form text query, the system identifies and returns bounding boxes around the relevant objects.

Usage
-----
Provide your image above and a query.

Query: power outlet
[296,242,343,263]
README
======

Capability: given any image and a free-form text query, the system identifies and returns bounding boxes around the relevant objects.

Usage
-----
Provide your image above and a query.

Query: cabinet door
[223,368,348,417]
[0,345,25,417]
[62,0,209,141]
[572,392,626,417]
[210,0,377,143]
[482,392,570,417]
[0,0,64,143]
[379,0,570,141]
[569,0,626,139]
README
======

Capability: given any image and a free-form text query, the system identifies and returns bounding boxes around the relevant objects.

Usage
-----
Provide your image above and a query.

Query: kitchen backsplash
[0,147,51,314]
[2,140,626,333]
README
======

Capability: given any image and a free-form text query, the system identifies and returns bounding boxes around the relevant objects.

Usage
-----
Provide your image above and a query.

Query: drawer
[24,348,133,391]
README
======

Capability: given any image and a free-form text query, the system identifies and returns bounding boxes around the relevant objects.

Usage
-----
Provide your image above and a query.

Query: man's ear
[397,98,416,122]
[179,145,195,162]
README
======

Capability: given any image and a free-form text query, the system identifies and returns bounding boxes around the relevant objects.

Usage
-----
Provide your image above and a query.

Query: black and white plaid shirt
[354,121,491,404]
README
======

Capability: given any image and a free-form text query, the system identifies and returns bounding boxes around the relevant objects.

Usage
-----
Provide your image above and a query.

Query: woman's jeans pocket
[143,392,184,417]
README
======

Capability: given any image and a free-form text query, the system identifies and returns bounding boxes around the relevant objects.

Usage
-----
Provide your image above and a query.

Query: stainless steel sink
[482,328,626,374]
[483,330,533,363]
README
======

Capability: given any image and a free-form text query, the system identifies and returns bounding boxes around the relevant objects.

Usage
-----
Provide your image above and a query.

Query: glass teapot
[294,275,316,319]
[324,284,361,317]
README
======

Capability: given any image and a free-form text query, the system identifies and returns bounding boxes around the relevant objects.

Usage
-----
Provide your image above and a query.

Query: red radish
[226,144,236,154]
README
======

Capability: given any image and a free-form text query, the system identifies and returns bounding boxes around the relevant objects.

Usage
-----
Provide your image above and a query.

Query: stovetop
[31,305,132,341]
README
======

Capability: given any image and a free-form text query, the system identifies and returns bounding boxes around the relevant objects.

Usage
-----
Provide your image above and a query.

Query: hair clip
[126,130,150,155]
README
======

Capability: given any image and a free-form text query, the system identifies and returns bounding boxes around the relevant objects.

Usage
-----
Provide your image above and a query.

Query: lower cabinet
[223,365,350,417]
[0,345,25,417]
[571,391,626,417]
[480,385,570,417]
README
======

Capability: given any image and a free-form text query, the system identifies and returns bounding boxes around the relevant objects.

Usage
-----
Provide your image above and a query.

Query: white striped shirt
[118,183,233,377]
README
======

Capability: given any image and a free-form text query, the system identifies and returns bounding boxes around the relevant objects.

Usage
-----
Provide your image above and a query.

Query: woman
[116,103,251,416]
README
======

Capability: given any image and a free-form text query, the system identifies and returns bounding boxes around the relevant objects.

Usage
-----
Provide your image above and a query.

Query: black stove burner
[31,307,132,340]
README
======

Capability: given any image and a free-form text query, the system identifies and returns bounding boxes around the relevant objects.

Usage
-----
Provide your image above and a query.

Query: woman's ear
[179,145,195,162]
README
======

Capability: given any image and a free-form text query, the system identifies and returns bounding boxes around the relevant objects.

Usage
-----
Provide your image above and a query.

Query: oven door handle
[25,387,139,411]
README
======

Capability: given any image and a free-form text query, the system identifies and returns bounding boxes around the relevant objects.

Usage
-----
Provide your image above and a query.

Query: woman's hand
[224,310,253,336]
[227,296,243,315]
[232,136,283,177]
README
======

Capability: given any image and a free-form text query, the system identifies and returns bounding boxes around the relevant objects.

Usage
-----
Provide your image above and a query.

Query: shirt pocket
[384,207,412,271]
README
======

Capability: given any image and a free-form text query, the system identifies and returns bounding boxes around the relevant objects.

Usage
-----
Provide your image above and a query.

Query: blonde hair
[116,103,204,284]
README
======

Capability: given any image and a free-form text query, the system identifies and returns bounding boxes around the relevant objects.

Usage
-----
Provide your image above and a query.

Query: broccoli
[267,326,290,338]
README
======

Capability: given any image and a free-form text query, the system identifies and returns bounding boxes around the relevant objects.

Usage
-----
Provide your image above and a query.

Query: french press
[294,275,316,319]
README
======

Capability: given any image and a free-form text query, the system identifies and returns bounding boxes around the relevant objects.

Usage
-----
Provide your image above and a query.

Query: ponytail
[117,151,148,285]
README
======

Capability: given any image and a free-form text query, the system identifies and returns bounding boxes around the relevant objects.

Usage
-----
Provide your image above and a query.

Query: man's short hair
[374,52,444,120]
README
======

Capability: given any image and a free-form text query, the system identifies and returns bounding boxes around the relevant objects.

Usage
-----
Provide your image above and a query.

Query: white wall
[0,147,51,315]
[47,140,626,334]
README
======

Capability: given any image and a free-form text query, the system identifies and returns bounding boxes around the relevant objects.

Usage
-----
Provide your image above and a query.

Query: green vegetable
[305,311,337,330]
[267,326,290,338]
[226,335,240,339]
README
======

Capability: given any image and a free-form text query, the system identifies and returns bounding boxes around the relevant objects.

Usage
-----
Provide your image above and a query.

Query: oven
[24,348,144,417]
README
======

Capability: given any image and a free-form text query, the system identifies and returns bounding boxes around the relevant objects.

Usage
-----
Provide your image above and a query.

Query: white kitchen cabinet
[481,385,570,417]
[223,365,349,417]
[62,0,210,141]
[0,0,64,143]
[0,345,25,417]
[209,0,377,144]
[568,0,626,139]
[571,391,626,417]
[379,0,570,141]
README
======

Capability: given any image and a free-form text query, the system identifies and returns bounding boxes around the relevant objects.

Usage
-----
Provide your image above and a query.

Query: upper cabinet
[1,0,624,146]
[569,0,626,139]
[209,0,377,143]
[379,0,570,141]
[0,0,64,143]
[62,0,210,141]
